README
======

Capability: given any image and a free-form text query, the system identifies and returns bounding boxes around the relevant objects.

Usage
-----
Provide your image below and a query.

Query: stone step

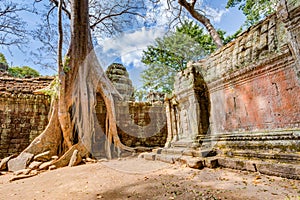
[139,152,300,179]
[217,157,300,179]
[177,156,204,169]
[177,156,219,169]
[188,149,217,157]
[138,152,156,161]
[160,148,186,155]
[153,147,216,158]
[172,140,194,148]
[156,154,181,164]
[138,151,219,169]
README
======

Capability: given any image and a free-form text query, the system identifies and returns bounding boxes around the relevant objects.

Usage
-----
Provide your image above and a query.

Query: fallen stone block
[144,153,156,161]
[186,157,204,169]
[137,153,145,159]
[156,154,179,164]
[177,156,190,165]
[0,154,17,171]
[244,161,257,172]
[192,150,217,157]
[182,149,193,156]
[8,153,34,172]
[152,148,163,154]
[203,157,218,168]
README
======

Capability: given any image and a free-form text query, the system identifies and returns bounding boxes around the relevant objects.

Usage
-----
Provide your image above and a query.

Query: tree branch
[49,0,71,19]
[177,0,223,48]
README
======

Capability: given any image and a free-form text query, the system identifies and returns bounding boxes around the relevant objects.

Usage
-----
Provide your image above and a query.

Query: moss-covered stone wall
[95,94,167,150]
[0,77,53,158]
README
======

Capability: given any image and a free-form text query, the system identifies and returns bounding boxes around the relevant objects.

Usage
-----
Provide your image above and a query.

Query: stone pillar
[187,91,202,141]
[164,99,173,148]
[166,65,209,148]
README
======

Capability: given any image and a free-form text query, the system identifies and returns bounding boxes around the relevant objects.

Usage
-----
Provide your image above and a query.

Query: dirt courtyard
[0,157,299,200]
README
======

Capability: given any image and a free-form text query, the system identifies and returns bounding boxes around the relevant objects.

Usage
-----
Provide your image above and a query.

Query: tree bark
[57,0,73,150]
[10,0,133,170]
[178,0,223,48]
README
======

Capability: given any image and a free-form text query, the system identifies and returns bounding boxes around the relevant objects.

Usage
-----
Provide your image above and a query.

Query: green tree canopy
[226,0,278,27]
[0,53,8,65]
[141,21,227,94]
[8,66,40,78]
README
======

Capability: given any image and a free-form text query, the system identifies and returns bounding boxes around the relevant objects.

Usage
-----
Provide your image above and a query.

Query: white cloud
[96,27,166,69]
[95,27,166,87]
[94,1,228,87]
[204,6,228,23]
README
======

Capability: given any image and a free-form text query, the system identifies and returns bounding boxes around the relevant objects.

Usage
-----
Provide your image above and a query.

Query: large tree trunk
[9,0,133,170]
[178,0,223,48]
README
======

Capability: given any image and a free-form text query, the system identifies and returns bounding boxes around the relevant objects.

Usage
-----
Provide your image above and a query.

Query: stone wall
[94,94,167,158]
[0,77,53,158]
[0,63,168,159]
[167,1,300,163]
[196,12,300,135]
[165,67,210,148]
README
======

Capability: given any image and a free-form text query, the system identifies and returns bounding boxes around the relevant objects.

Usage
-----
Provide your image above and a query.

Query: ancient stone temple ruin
[0,0,300,179]
[153,0,300,179]
[0,75,53,158]
[105,63,135,101]
[93,63,167,158]
[0,63,167,159]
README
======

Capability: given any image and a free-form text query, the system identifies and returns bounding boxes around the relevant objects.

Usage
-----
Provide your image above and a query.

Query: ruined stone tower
[106,63,134,101]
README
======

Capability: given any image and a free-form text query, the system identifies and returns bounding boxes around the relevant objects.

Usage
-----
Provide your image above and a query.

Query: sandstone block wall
[0,77,53,158]
[95,94,167,152]
[167,1,300,163]
[0,74,167,159]
[192,7,300,136]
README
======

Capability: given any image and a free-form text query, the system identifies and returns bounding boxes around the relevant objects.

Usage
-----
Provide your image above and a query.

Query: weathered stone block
[156,154,177,164]
[203,157,218,168]
[143,153,156,161]
[0,154,17,171]
[186,157,204,169]
[256,162,300,179]
[7,152,34,172]
[217,157,246,170]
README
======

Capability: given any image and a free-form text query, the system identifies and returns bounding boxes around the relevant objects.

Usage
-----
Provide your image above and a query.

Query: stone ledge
[217,157,300,180]
[201,129,300,142]
[139,152,300,179]
[139,151,219,169]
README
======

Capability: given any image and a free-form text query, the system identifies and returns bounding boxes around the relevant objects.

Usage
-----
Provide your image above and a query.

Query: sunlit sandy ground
[0,157,299,200]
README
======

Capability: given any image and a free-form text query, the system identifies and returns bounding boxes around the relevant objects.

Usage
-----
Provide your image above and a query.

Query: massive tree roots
[2,53,135,172]
[1,0,135,174]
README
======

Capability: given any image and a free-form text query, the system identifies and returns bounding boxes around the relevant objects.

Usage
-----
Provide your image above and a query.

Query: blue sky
[1,0,245,88]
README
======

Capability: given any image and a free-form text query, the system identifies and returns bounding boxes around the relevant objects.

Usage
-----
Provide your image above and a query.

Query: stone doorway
[194,69,210,137]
